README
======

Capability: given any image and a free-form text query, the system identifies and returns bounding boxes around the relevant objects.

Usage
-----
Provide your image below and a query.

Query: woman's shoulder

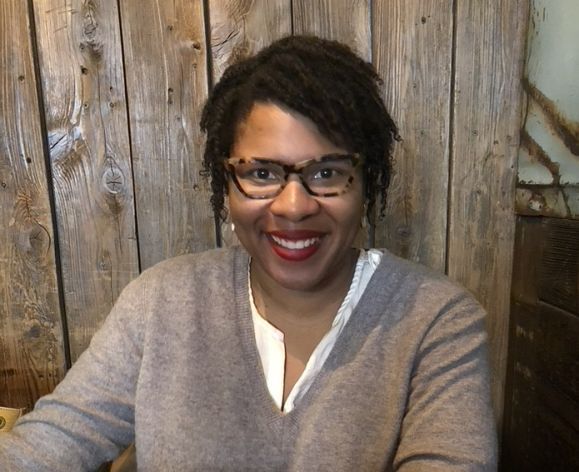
[360,249,488,350]
[371,248,481,307]
[143,246,245,278]
[373,248,445,281]
[119,246,248,297]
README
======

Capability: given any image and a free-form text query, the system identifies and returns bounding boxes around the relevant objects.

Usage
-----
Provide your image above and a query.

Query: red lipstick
[266,230,324,262]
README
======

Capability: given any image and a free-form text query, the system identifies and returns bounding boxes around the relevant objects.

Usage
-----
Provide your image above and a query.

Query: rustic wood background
[503,216,579,470]
[1,0,528,435]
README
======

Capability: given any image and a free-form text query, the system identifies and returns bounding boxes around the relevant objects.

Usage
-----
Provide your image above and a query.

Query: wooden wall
[1,0,528,432]
[503,217,579,470]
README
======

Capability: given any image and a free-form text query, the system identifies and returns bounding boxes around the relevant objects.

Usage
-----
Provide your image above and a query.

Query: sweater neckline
[231,246,399,435]
[232,248,298,431]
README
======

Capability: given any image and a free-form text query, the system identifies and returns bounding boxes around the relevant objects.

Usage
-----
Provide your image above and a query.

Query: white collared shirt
[250,249,383,413]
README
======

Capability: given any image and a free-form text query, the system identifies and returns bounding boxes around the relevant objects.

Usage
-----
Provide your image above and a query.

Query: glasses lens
[231,160,284,197]
[302,157,357,195]
[227,155,360,199]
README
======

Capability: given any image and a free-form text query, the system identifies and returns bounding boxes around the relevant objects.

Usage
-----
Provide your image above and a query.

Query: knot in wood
[396,225,412,239]
[48,130,72,159]
[102,160,124,194]
[82,2,103,60]
[51,126,83,159]
[18,222,51,262]
[25,325,42,339]
[98,253,111,272]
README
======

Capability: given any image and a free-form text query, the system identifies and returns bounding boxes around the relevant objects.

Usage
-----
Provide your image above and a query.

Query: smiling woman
[0,36,497,471]
[229,103,364,295]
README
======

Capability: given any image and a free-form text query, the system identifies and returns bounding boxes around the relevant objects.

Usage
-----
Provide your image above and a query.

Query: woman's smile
[267,230,324,261]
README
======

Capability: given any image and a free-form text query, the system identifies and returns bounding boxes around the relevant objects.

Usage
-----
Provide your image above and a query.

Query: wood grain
[509,215,542,305]
[31,0,140,360]
[0,0,66,408]
[120,0,216,268]
[209,0,291,82]
[372,0,452,271]
[448,0,529,426]
[504,216,579,470]
[292,0,371,60]
[505,301,579,470]
[502,214,542,466]
[538,218,579,315]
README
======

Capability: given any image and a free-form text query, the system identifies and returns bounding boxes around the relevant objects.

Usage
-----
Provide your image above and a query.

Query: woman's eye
[251,168,275,180]
[313,168,340,180]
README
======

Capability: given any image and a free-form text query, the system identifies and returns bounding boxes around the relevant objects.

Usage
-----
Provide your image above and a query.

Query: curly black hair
[200,35,399,224]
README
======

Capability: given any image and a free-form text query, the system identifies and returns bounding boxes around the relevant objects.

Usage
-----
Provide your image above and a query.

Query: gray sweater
[0,247,497,471]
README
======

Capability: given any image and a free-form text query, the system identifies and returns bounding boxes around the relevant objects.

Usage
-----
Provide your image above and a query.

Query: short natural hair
[200,35,399,224]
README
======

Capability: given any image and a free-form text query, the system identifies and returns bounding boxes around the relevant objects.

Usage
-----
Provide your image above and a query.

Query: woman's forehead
[232,102,346,162]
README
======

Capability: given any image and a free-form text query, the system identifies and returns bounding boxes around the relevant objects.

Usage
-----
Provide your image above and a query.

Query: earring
[230,222,235,232]
[360,214,368,229]
[360,204,369,229]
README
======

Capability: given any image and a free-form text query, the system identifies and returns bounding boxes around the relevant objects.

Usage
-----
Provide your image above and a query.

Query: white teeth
[270,235,320,249]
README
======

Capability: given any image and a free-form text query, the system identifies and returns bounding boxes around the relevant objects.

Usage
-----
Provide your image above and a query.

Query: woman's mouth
[270,234,320,249]
[267,232,323,261]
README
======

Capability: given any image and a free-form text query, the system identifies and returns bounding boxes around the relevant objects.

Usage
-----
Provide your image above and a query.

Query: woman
[0,36,497,470]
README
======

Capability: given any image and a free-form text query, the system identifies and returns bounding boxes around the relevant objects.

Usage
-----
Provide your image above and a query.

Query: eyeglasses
[224,153,363,199]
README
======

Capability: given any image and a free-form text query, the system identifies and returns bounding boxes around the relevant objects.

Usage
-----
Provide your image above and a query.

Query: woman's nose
[269,176,320,222]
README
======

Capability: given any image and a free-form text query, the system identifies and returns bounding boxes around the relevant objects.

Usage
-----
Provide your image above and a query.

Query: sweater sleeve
[0,272,148,472]
[393,289,498,471]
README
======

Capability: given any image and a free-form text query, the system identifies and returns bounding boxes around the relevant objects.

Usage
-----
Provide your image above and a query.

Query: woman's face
[228,102,364,292]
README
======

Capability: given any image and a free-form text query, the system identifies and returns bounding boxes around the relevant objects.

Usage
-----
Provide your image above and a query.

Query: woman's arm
[394,292,498,471]
[0,273,147,471]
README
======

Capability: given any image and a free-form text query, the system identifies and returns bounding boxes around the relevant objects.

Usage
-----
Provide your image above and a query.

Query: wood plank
[31,0,140,360]
[513,300,579,415]
[510,215,543,304]
[507,378,579,471]
[209,0,292,82]
[120,0,215,268]
[538,218,579,315]
[0,0,66,408]
[208,0,291,246]
[503,300,579,471]
[372,0,452,271]
[448,0,529,426]
[292,0,371,60]
[504,216,579,469]
[501,215,539,464]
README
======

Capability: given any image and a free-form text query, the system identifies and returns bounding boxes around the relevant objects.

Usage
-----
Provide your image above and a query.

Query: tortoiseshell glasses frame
[224,153,363,199]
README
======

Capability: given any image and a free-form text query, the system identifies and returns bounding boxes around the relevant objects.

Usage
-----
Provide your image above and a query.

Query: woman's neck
[250,248,359,328]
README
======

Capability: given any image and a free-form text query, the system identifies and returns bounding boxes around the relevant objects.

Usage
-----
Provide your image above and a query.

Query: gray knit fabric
[0,247,497,471]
